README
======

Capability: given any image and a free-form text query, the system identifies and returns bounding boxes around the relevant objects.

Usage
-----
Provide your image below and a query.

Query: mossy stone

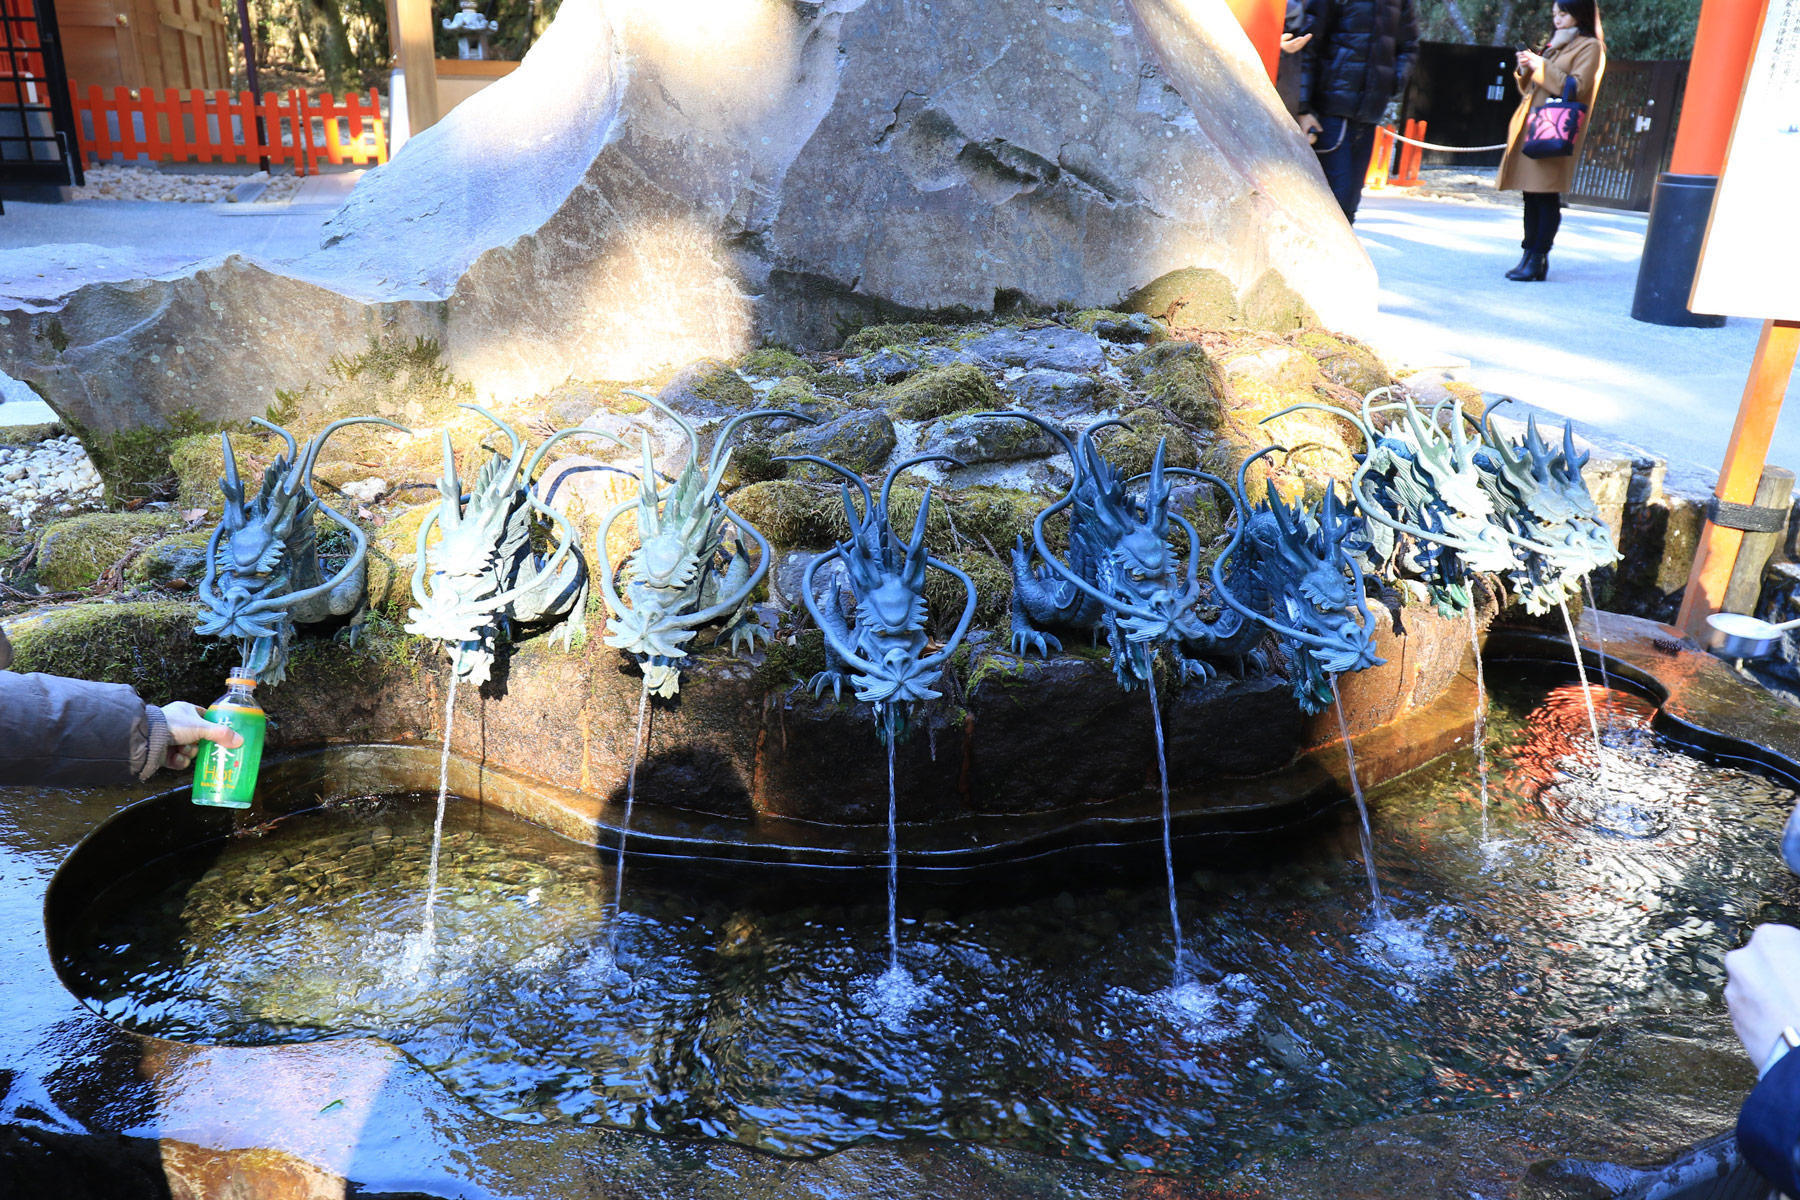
[925,549,1011,633]
[840,322,949,355]
[752,628,828,691]
[367,504,437,615]
[728,481,836,548]
[3,600,212,701]
[168,432,227,512]
[770,409,897,478]
[739,348,816,378]
[1094,408,1199,478]
[1296,331,1390,396]
[879,363,1004,422]
[34,511,186,591]
[1127,342,1225,430]
[1240,269,1320,332]
[657,358,757,416]
[1123,267,1242,329]
[955,486,1054,552]
[1069,309,1166,344]
[126,530,212,590]
[766,377,849,422]
[0,421,61,446]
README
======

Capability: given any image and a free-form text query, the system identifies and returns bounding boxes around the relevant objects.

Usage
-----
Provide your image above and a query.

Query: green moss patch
[841,322,949,356]
[1095,409,1199,478]
[739,348,816,378]
[34,511,186,591]
[1123,267,1241,330]
[658,358,757,415]
[879,363,1004,422]
[729,481,837,548]
[924,549,1011,633]
[3,600,214,702]
[126,530,212,590]
[1127,342,1225,430]
[1240,269,1320,332]
[1294,331,1390,396]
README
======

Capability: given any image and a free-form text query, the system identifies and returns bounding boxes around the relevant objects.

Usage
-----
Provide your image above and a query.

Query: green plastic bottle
[191,673,266,809]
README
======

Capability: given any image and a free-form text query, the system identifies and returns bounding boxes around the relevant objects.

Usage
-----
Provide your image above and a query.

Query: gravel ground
[72,164,304,204]
[1389,167,1520,208]
[1,435,105,527]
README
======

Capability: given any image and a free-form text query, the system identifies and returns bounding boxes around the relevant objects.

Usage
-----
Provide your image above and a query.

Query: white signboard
[1690,0,1800,319]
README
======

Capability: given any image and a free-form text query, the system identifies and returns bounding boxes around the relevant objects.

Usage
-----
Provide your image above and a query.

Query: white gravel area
[1,435,104,527]
[72,164,303,204]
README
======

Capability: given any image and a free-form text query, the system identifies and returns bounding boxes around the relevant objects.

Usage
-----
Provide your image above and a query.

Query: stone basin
[5,612,1800,1198]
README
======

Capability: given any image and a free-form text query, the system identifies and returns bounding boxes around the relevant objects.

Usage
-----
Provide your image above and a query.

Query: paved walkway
[1359,191,1800,493]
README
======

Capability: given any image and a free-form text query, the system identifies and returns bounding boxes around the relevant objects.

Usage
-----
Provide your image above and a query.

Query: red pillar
[1226,0,1285,82]
[1669,0,1766,176]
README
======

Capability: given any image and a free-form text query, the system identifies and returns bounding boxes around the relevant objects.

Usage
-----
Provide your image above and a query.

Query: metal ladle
[1706,611,1800,659]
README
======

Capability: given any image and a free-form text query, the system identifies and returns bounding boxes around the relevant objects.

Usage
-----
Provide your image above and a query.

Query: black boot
[1505,251,1548,282]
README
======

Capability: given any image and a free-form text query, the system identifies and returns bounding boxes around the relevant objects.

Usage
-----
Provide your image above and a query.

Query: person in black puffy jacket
[0,626,241,787]
[1297,0,1420,222]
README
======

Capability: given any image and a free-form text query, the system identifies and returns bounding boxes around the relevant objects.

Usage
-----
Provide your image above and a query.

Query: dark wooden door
[0,0,83,186]
[1569,59,1687,211]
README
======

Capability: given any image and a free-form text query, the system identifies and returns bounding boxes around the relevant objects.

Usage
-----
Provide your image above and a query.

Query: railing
[67,85,386,177]
[1364,119,1427,190]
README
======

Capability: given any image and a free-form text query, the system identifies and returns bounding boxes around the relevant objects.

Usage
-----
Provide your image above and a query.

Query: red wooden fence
[68,85,387,176]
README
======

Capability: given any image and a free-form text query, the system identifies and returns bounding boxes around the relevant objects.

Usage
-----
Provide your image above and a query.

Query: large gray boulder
[0,0,1374,441]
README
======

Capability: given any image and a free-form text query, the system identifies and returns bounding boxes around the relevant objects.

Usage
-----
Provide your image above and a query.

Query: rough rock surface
[0,0,1371,436]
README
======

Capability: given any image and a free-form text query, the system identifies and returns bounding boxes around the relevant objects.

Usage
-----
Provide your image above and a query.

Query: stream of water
[1147,670,1188,987]
[1331,680,1388,923]
[609,676,652,964]
[1465,605,1493,852]
[1583,575,1616,735]
[1558,596,1609,782]
[413,672,460,962]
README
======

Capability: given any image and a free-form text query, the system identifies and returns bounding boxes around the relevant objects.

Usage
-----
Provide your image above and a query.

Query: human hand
[1280,31,1311,54]
[1726,924,1800,1068]
[1516,50,1541,75]
[1298,112,1322,142]
[158,701,243,771]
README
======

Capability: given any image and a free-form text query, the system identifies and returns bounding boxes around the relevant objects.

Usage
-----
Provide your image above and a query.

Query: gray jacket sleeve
[0,669,170,787]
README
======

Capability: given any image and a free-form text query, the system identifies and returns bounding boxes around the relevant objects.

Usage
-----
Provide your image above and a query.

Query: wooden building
[59,0,231,92]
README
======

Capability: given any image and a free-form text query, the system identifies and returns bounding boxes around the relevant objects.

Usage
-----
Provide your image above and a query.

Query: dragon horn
[1263,401,1374,449]
[522,426,627,484]
[408,506,442,608]
[195,520,229,612]
[903,486,933,590]
[459,403,527,491]
[915,555,979,672]
[246,497,373,618]
[1562,420,1589,473]
[299,416,410,495]
[625,387,699,467]
[969,410,1077,460]
[707,408,817,477]
[218,432,245,528]
[1237,443,1285,499]
[250,416,299,464]
[438,431,463,529]
[881,454,964,513]
[1148,439,1168,525]
[770,455,874,517]
[591,497,636,623]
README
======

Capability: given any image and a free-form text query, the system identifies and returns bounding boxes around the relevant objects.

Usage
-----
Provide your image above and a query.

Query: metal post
[232,0,269,173]
[1675,320,1800,637]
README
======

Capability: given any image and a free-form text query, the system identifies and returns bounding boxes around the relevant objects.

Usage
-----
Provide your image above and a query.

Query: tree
[1413,0,1701,58]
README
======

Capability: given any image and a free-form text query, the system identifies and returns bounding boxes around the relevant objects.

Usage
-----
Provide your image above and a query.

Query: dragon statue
[1469,403,1621,614]
[779,452,977,741]
[1211,448,1385,714]
[1267,390,1515,618]
[405,406,609,686]
[196,415,407,685]
[978,413,1270,689]
[594,391,811,698]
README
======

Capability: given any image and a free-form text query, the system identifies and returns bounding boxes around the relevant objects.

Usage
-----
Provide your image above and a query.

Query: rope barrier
[1387,132,1511,153]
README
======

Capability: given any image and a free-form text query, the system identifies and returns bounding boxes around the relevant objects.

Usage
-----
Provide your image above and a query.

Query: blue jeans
[1314,116,1379,223]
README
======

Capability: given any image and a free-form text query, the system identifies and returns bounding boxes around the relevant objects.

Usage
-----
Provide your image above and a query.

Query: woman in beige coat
[1496,0,1605,281]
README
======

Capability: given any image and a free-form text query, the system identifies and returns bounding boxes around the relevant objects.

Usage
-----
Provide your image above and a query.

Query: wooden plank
[1723,466,1796,614]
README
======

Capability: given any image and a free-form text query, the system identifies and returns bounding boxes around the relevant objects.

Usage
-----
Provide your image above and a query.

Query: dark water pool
[57,675,1800,1174]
